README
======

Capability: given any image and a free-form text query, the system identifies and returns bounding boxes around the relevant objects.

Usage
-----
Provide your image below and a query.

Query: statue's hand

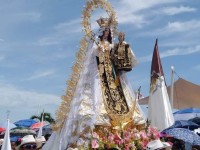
[98,45,104,52]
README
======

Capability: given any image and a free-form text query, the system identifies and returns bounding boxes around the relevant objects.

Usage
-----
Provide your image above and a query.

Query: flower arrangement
[77,125,161,150]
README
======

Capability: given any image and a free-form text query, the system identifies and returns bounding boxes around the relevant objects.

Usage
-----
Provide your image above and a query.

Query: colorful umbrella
[0,127,5,133]
[14,119,37,127]
[30,122,46,129]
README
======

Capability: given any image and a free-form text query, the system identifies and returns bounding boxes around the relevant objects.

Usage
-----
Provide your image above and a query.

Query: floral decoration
[77,125,161,150]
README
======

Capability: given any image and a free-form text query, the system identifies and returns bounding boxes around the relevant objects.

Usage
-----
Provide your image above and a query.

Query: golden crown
[96,17,112,28]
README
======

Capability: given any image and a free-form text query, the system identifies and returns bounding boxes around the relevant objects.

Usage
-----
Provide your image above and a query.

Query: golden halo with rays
[82,0,118,39]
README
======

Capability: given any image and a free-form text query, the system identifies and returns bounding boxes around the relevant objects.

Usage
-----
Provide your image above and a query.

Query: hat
[16,135,36,150]
[146,139,172,150]
[35,136,46,148]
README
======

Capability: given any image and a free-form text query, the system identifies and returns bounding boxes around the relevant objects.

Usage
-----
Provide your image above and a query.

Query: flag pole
[137,86,141,99]
[170,66,175,109]
[37,109,44,137]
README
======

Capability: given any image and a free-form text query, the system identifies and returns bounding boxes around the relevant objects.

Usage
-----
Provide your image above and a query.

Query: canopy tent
[138,78,200,109]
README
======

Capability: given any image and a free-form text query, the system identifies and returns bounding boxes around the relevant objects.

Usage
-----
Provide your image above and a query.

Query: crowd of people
[0,134,51,150]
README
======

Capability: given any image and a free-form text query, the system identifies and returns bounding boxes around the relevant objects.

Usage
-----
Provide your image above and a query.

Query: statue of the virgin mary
[43,1,145,150]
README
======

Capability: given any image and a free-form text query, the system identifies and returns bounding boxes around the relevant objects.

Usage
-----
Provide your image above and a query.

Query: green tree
[30,112,55,124]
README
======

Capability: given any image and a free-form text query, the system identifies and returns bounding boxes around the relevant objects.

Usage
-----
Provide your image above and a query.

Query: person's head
[20,143,37,150]
[118,32,125,43]
[11,141,16,150]
[17,135,36,150]
[0,139,4,144]
[99,27,112,44]
[146,139,172,150]
[35,136,46,150]
[0,139,3,149]
[44,134,51,141]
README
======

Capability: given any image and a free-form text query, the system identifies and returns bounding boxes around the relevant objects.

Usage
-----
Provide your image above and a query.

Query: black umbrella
[35,124,52,136]
[170,120,200,130]
[189,117,200,126]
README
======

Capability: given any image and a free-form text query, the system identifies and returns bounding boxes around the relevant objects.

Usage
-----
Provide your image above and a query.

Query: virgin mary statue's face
[103,28,110,39]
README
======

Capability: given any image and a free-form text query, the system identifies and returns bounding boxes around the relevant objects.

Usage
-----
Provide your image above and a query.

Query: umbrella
[14,119,37,127]
[35,124,52,136]
[173,108,200,121]
[170,120,200,130]
[162,128,200,146]
[0,127,6,138]
[189,117,200,125]
[30,122,47,129]
[0,127,5,133]
[10,127,36,136]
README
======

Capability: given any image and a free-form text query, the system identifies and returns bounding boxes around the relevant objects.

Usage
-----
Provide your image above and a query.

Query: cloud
[37,0,180,45]
[37,19,82,46]
[160,45,200,57]
[37,0,181,45]
[117,12,147,28]
[15,12,41,22]
[161,6,196,16]
[0,82,60,121]
[119,0,177,12]
[111,0,178,27]
[25,70,56,81]
[164,20,200,33]
[141,20,200,36]
[139,45,200,63]
[54,19,81,31]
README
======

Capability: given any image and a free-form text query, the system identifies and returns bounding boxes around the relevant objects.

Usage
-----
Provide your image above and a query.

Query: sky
[0,0,200,123]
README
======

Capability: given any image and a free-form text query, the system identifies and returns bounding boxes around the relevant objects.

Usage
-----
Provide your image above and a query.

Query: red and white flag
[148,39,174,131]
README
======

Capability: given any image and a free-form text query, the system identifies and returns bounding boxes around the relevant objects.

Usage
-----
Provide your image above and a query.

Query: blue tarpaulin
[14,119,37,127]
